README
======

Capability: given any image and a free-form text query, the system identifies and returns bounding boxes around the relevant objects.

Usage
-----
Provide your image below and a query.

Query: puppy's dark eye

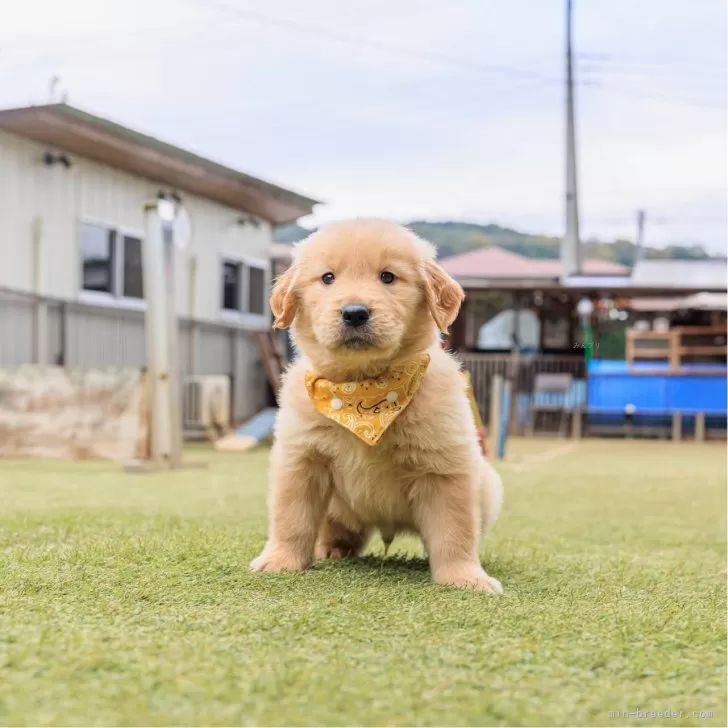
[380,271,396,284]
[322,272,335,285]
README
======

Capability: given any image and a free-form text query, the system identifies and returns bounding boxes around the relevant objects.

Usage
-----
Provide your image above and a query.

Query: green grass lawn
[0,439,725,727]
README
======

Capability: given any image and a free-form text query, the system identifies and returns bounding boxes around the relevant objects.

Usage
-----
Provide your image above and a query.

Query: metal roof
[440,246,629,281]
[441,247,727,295]
[630,292,727,312]
[0,103,320,225]
[630,259,727,291]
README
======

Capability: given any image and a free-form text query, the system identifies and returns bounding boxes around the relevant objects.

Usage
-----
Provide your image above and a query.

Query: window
[222,261,242,311]
[248,265,265,315]
[81,223,115,294]
[221,258,268,317]
[122,235,144,299]
[80,222,144,301]
[542,316,570,349]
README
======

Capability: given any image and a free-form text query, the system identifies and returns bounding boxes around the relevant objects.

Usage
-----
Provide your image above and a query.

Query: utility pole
[562,0,581,280]
[634,209,646,267]
[48,75,62,102]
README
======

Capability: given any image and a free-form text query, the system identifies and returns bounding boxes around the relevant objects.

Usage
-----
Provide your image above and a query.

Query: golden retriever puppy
[251,219,503,592]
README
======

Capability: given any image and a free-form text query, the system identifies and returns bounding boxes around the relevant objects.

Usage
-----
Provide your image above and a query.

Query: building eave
[0,103,320,225]
[455,273,727,296]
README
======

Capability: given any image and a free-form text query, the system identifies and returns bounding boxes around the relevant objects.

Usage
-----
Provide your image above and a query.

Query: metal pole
[562,0,581,281]
[510,294,522,434]
[32,216,48,366]
[143,202,173,466]
[162,222,183,469]
[497,380,512,460]
[188,255,198,377]
[634,209,646,268]
[489,373,502,458]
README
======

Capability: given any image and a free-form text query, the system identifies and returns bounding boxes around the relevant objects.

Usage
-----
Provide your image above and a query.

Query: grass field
[0,439,725,726]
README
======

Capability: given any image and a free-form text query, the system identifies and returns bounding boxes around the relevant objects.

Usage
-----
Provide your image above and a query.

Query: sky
[1,0,726,253]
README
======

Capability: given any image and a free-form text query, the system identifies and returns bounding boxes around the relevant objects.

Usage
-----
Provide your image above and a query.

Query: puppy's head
[271,219,464,374]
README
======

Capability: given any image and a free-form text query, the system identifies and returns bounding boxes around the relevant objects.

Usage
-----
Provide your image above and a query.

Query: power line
[579,80,725,110]
[2,2,723,116]
[577,52,726,72]
[190,1,728,114]
[190,0,562,84]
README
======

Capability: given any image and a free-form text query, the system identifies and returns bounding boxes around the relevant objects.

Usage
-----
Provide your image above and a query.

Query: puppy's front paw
[250,545,309,573]
[434,563,504,594]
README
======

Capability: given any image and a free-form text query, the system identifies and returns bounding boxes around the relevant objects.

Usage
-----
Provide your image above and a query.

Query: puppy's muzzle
[340,304,375,349]
[341,304,370,328]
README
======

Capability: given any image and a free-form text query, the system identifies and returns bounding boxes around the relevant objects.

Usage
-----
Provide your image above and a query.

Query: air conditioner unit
[183,375,231,439]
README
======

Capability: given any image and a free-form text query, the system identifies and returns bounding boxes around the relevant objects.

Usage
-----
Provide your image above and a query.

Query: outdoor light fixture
[42,151,72,169]
[156,191,190,250]
[157,197,176,223]
[576,297,594,318]
[236,215,261,228]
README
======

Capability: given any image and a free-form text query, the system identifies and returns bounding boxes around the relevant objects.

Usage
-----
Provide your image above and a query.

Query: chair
[527,373,574,437]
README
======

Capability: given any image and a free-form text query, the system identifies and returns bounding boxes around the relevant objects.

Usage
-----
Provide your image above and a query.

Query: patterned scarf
[304,355,430,446]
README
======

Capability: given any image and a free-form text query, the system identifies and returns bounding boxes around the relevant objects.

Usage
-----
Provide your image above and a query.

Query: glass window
[247,264,265,315]
[122,235,144,299]
[222,261,241,311]
[81,223,115,293]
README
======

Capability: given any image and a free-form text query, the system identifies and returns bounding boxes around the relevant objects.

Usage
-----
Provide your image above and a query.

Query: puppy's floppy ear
[270,265,298,329]
[422,259,465,333]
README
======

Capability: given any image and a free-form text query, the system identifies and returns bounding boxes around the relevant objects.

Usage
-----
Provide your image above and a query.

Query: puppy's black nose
[341,304,370,328]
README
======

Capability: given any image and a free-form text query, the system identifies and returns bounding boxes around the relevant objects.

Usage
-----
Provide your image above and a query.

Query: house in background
[439,246,727,355]
[438,246,726,436]
[439,246,631,354]
[0,103,318,422]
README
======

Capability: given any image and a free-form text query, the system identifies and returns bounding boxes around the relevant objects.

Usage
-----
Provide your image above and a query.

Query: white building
[0,103,318,421]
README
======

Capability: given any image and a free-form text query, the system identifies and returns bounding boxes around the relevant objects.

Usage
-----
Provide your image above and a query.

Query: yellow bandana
[305,355,430,446]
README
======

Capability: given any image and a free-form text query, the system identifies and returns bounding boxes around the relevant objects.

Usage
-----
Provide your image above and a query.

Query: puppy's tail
[479,458,504,535]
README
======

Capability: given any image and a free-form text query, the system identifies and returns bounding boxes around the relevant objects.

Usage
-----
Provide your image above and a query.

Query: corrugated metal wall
[0,289,36,366]
[0,287,267,423]
[0,128,273,321]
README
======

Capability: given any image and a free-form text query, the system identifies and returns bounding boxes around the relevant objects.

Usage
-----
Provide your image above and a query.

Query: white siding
[0,128,273,324]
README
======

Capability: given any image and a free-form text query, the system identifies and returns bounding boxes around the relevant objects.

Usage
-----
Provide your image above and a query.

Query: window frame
[219,254,270,328]
[78,218,146,310]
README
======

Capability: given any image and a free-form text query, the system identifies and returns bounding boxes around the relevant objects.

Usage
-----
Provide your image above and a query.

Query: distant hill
[275,220,718,266]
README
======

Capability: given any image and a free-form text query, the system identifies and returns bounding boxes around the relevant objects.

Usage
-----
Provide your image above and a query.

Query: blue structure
[586,360,727,435]
[587,360,727,416]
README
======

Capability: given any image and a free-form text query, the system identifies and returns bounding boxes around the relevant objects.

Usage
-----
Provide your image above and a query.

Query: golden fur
[251,219,504,592]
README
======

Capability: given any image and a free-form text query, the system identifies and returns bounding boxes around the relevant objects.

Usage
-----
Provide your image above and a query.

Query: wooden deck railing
[626,325,727,371]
